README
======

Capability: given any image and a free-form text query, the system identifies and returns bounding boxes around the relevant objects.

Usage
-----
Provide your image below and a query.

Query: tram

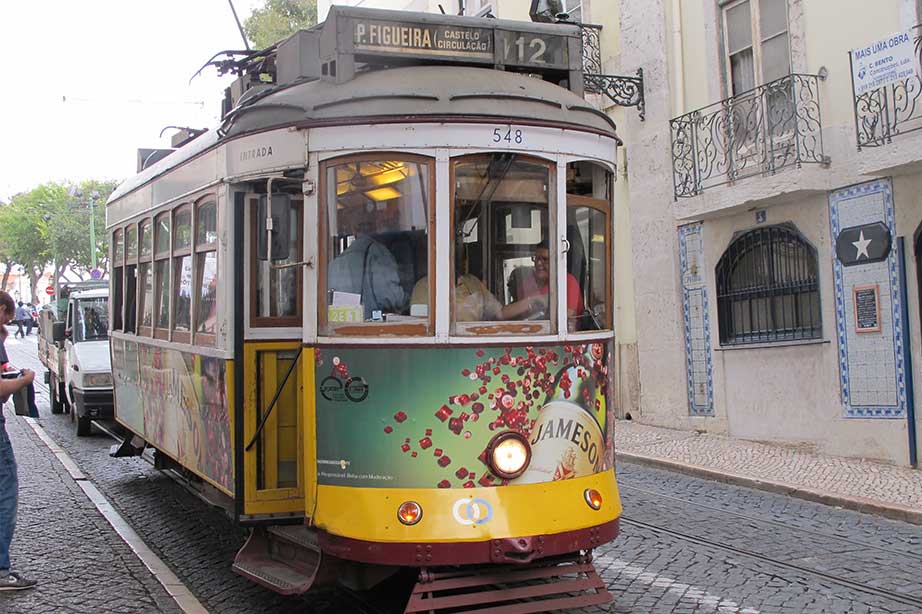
[106,7,622,612]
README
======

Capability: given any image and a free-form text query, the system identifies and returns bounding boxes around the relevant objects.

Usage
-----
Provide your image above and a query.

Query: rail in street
[3,332,922,613]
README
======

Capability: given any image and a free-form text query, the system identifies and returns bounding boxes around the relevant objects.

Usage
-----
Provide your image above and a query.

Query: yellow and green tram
[106,7,622,611]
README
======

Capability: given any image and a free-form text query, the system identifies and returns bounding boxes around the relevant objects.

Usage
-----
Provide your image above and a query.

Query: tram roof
[223,65,618,137]
[109,65,618,204]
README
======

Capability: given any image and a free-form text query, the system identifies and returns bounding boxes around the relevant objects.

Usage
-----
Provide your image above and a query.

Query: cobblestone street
[3,334,922,613]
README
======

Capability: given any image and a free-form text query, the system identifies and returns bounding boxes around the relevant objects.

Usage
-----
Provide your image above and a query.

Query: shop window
[566,161,612,332]
[154,212,170,338]
[716,224,821,345]
[450,154,554,335]
[252,193,302,325]
[172,205,192,341]
[322,156,432,335]
[194,199,218,341]
[112,230,124,331]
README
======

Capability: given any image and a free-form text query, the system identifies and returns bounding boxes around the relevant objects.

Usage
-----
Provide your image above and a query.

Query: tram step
[404,553,611,614]
[233,527,324,596]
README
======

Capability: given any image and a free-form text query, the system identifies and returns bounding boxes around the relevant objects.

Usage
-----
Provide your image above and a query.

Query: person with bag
[0,291,37,591]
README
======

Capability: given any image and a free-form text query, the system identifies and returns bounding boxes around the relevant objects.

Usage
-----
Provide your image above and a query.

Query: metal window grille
[715,225,821,345]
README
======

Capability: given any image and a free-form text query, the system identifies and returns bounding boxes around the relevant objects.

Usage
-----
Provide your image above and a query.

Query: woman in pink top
[503,244,584,323]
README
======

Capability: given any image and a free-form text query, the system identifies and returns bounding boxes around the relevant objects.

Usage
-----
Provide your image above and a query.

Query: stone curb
[618,451,922,526]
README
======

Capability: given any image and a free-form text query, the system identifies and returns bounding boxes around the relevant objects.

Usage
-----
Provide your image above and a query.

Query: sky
[0,0,265,202]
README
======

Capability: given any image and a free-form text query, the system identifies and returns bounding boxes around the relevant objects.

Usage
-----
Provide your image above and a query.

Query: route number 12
[492,127,524,144]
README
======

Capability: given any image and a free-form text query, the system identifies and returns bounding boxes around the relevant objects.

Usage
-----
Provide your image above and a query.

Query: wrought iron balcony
[579,23,645,119]
[670,74,828,199]
[853,72,922,148]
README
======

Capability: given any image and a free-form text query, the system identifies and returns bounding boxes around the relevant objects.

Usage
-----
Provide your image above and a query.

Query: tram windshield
[325,157,431,332]
[74,297,109,341]
[450,154,556,333]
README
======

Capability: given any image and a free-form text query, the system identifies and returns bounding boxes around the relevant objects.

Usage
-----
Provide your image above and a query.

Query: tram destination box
[316,6,583,91]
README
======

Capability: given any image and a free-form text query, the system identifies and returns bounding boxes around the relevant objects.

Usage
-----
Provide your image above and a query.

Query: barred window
[716,224,820,345]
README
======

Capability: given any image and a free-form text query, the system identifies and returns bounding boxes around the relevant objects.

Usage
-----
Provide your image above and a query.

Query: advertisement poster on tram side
[112,339,233,492]
[314,342,613,489]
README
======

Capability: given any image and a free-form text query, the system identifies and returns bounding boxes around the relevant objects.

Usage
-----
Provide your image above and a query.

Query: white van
[39,287,113,435]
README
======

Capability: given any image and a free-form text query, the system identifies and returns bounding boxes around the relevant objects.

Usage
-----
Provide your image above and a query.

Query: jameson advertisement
[112,338,232,492]
[315,342,613,489]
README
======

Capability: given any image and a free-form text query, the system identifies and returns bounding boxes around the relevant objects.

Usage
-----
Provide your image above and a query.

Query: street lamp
[68,186,100,271]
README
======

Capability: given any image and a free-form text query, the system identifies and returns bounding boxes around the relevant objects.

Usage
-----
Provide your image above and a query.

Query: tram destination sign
[354,19,493,60]
[346,13,570,70]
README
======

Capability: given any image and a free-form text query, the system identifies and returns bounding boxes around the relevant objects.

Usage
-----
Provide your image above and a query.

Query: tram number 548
[491,127,524,144]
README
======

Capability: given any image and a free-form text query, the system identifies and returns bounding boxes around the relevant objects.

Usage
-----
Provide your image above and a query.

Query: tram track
[618,481,922,563]
[620,513,922,610]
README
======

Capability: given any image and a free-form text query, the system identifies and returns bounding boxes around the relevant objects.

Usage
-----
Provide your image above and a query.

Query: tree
[0,180,116,299]
[243,0,318,49]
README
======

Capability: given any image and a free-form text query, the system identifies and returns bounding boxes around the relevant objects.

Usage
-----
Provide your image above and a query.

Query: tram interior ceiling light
[487,431,531,479]
[364,186,401,201]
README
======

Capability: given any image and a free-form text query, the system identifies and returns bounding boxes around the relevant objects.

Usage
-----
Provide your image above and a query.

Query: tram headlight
[487,431,531,480]
[584,488,603,511]
[397,501,423,526]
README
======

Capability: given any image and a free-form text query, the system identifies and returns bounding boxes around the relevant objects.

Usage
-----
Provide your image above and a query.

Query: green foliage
[243,0,318,49]
[0,180,116,288]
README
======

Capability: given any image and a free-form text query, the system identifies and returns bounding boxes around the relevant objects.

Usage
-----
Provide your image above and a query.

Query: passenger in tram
[410,272,504,321]
[504,242,585,324]
[409,243,582,322]
[328,219,407,321]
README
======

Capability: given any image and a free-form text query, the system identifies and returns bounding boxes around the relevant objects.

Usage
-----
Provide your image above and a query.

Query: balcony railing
[670,74,828,199]
[579,23,645,119]
[854,74,922,148]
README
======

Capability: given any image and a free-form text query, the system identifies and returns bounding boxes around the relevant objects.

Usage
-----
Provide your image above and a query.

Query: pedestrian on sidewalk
[0,291,37,591]
[12,302,26,339]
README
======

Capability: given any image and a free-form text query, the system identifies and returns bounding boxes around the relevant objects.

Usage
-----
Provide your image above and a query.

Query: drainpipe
[898,237,918,467]
[671,0,685,116]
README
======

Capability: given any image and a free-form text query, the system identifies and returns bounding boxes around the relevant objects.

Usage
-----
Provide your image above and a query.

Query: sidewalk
[614,419,922,525]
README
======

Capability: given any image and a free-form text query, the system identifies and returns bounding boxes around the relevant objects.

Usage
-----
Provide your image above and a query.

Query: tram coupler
[109,434,146,458]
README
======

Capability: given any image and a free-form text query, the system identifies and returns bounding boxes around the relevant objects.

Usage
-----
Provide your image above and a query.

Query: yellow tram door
[242,342,311,518]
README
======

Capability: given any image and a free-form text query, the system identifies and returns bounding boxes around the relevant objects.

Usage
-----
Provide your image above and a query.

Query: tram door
[242,193,310,517]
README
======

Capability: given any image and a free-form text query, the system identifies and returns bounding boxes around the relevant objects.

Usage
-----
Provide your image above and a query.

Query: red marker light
[584,489,603,511]
[397,501,423,525]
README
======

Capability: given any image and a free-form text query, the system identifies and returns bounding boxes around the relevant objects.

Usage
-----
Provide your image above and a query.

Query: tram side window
[112,230,124,330]
[173,206,193,340]
[124,225,138,333]
[323,156,432,335]
[449,154,556,335]
[154,212,171,338]
[194,199,218,340]
[566,161,613,332]
[254,197,301,323]
[138,219,153,334]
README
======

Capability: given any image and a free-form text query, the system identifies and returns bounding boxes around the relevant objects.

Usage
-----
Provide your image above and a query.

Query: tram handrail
[245,346,303,452]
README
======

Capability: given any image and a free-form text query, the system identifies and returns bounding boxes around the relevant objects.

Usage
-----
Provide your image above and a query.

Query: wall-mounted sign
[835,222,892,266]
[853,284,881,333]
[851,30,919,96]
